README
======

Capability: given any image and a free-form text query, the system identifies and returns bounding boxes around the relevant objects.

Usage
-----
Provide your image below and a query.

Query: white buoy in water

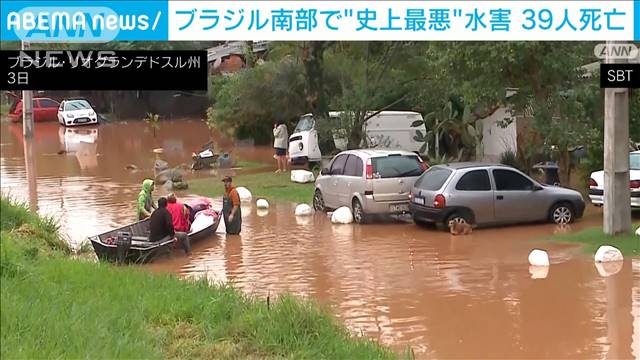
[528,249,550,267]
[331,206,353,224]
[256,199,269,209]
[236,187,252,202]
[594,245,623,263]
[257,208,269,217]
[295,204,313,216]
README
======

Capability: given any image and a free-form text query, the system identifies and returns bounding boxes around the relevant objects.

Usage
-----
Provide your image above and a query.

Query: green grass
[235,160,268,169]
[548,224,640,256]
[190,172,315,205]
[1,197,396,359]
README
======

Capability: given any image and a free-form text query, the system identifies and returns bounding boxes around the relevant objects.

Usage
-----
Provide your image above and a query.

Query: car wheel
[550,203,574,225]
[313,190,325,212]
[445,213,471,228]
[352,199,368,224]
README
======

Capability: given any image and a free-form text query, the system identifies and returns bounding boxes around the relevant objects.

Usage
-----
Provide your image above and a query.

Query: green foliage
[210,41,636,172]
[412,98,483,160]
[207,61,307,144]
[499,150,521,170]
[546,225,640,256]
[190,172,314,205]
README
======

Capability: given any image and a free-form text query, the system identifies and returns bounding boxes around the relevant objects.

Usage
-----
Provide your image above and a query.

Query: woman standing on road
[273,121,288,173]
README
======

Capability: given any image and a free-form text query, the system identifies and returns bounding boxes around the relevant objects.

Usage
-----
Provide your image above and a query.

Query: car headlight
[89,111,96,116]
[298,143,304,151]
[66,113,74,118]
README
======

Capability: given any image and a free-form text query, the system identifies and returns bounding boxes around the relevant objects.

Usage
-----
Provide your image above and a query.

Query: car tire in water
[445,212,471,229]
[549,202,574,225]
[352,198,368,224]
[313,190,325,212]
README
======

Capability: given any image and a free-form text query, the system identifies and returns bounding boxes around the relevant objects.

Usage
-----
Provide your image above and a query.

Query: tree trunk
[347,117,364,150]
[302,42,328,118]
[558,149,571,185]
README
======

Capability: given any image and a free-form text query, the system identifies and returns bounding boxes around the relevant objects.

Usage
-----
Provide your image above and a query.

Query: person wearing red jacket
[166,193,191,255]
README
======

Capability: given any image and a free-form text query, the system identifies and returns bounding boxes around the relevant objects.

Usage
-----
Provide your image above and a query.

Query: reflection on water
[1,120,639,359]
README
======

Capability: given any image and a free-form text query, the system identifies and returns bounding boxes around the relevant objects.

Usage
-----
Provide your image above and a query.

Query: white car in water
[588,150,640,208]
[57,99,99,127]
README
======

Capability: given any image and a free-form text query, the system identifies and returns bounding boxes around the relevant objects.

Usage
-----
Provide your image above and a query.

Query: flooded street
[1,120,639,359]
[0,120,272,247]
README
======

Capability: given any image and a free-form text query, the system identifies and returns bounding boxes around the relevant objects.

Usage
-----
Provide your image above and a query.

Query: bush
[499,149,521,170]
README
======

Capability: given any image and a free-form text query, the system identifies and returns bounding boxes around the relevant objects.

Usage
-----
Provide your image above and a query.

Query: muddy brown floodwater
[1,120,639,359]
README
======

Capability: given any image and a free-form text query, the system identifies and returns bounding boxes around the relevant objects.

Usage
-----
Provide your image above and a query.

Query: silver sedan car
[409,163,586,229]
[313,149,428,223]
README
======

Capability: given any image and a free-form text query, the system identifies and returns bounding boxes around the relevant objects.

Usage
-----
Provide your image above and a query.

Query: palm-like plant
[412,99,483,161]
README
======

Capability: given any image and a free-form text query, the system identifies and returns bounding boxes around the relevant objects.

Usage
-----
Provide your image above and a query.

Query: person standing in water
[137,179,156,220]
[273,121,288,173]
[221,176,241,235]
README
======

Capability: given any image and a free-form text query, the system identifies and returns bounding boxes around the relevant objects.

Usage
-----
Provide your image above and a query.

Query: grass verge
[0,197,397,359]
[190,172,315,205]
[549,224,640,256]
[235,160,269,170]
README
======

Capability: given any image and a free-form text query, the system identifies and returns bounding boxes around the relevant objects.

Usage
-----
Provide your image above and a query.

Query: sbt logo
[594,43,639,60]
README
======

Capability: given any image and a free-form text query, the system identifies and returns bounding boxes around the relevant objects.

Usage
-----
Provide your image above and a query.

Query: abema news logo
[2,1,168,42]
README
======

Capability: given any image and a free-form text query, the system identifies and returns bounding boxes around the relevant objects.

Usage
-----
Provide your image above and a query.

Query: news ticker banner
[1,0,639,42]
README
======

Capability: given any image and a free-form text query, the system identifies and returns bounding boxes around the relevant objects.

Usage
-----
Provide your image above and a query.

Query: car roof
[301,111,421,117]
[632,150,640,154]
[338,149,419,157]
[432,162,514,170]
[63,98,89,102]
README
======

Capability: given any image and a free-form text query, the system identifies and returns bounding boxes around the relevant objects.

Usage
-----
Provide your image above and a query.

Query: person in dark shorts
[273,121,288,173]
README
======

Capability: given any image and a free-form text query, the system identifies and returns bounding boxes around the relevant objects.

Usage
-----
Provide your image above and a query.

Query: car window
[455,170,492,191]
[415,167,452,190]
[344,155,363,177]
[631,153,640,170]
[372,155,422,178]
[64,100,91,111]
[330,154,348,175]
[492,169,534,191]
[294,115,314,132]
[39,99,59,108]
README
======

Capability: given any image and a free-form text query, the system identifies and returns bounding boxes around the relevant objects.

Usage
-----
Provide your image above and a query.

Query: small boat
[89,199,221,264]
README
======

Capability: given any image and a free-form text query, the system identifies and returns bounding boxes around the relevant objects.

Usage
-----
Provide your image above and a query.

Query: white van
[288,111,427,167]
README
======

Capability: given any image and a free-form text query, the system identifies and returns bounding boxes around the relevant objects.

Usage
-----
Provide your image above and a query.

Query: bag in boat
[190,210,218,234]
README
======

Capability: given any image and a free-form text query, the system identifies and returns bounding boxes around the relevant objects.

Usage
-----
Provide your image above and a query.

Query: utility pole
[603,41,631,235]
[21,40,34,139]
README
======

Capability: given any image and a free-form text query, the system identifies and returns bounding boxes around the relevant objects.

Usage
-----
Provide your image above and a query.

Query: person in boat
[221,176,241,235]
[137,179,157,220]
[149,197,191,255]
[166,193,192,255]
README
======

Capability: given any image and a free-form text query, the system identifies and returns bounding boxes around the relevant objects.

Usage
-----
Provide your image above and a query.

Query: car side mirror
[533,185,544,191]
[321,168,330,176]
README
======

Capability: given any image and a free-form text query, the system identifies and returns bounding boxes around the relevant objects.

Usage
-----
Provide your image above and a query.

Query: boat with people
[88,197,220,263]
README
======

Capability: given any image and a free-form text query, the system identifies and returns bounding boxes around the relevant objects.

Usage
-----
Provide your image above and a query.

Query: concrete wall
[481,107,517,163]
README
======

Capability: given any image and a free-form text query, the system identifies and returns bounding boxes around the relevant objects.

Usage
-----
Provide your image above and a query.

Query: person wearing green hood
[137,179,157,220]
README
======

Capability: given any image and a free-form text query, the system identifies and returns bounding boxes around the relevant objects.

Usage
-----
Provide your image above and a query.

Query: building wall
[481,107,517,162]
